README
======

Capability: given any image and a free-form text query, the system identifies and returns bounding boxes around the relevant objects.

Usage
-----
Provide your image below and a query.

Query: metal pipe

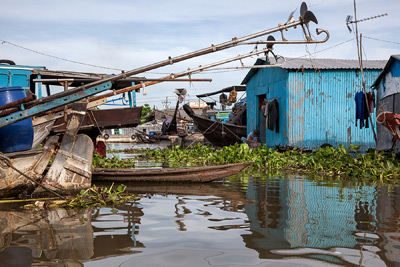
[89,47,273,102]
[33,78,212,83]
[25,20,304,107]
[238,28,329,45]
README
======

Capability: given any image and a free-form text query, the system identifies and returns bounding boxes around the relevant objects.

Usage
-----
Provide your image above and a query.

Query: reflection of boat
[183,103,247,147]
[99,182,252,206]
[92,162,252,182]
[0,208,94,264]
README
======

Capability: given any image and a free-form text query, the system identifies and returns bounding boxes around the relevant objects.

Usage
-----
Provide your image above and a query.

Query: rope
[221,122,243,141]
[201,119,220,135]
[0,152,66,199]
[376,104,400,138]
[196,118,243,144]
[181,131,199,148]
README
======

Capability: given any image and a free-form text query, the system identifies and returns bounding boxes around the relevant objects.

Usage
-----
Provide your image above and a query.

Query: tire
[0,60,16,65]
[131,134,136,140]
[103,134,110,140]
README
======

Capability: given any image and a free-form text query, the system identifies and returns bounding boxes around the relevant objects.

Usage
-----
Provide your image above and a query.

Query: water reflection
[0,174,399,266]
[0,207,93,266]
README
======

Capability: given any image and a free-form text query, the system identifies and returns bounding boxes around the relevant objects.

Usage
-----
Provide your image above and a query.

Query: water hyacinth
[140,143,400,181]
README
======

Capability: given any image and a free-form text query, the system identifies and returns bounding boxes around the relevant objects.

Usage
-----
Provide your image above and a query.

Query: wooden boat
[51,106,142,141]
[92,162,252,182]
[183,103,247,147]
[0,136,58,198]
[38,102,94,191]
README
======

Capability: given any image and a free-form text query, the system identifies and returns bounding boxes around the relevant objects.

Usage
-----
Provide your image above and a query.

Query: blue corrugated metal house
[242,57,386,150]
[371,55,400,153]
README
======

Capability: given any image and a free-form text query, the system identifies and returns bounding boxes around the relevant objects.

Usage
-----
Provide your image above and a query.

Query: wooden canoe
[92,162,252,182]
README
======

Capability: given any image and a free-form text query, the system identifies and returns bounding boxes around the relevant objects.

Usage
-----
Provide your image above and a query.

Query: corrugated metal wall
[288,69,381,150]
[247,66,382,150]
[246,67,288,146]
[376,59,400,153]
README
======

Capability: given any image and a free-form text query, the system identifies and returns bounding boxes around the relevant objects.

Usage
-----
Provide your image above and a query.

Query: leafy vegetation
[141,103,153,123]
[92,153,135,168]
[24,184,140,209]
[140,143,400,181]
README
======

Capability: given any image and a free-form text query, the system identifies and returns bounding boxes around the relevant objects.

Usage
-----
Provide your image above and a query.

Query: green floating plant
[92,153,136,168]
[25,183,141,209]
[140,143,400,181]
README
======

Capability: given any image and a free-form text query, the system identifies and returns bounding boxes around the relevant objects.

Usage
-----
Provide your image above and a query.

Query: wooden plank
[41,102,93,190]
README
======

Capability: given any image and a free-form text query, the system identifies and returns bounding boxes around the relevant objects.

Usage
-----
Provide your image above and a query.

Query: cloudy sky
[1,0,398,109]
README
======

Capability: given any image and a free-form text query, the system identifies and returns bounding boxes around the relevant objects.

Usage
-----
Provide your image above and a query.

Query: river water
[1,145,399,266]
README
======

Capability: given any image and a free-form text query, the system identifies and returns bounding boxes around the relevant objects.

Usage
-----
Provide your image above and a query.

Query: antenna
[345,13,387,33]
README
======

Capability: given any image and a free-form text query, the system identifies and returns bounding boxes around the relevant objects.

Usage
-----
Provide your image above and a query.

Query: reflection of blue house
[242,177,376,257]
[241,58,386,150]
[371,55,400,153]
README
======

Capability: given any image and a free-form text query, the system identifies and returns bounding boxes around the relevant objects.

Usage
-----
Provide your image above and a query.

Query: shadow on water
[0,169,400,266]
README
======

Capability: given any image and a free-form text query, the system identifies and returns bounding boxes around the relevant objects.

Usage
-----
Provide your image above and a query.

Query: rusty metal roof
[242,57,387,84]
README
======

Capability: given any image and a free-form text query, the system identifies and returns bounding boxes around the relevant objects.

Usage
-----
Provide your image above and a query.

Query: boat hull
[0,136,58,198]
[52,107,142,134]
[183,104,247,147]
[92,162,252,182]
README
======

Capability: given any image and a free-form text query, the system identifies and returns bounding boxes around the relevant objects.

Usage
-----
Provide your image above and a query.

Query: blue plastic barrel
[0,87,34,153]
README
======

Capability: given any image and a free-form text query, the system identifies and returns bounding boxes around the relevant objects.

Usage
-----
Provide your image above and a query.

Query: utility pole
[162,96,171,111]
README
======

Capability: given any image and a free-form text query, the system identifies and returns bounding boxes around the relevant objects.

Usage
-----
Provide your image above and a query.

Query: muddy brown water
[0,145,399,266]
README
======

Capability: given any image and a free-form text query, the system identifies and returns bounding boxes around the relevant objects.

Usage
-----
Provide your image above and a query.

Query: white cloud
[0,0,398,108]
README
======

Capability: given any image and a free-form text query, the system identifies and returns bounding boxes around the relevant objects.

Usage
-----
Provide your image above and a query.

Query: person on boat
[241,129,260,148]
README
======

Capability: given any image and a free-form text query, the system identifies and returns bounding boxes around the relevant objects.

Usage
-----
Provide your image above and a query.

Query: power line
[363,36,400,46]
[1,37,369,76]
[297,38,356,58]
[1,39,124,71]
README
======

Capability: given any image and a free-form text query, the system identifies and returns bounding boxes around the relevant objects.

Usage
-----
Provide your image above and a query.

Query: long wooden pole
[354,0,377,143]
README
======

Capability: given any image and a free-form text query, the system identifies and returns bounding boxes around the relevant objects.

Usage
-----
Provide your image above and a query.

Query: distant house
[371,55,400,153]
[242,57,386,150]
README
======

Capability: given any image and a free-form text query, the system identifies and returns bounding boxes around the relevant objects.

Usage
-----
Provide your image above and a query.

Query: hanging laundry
[363,92,370,128]
[267,99,279,133]
[264,101,270,129]
[355,91,365,128]
[355,91,370,129]
[367,92,374,114]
